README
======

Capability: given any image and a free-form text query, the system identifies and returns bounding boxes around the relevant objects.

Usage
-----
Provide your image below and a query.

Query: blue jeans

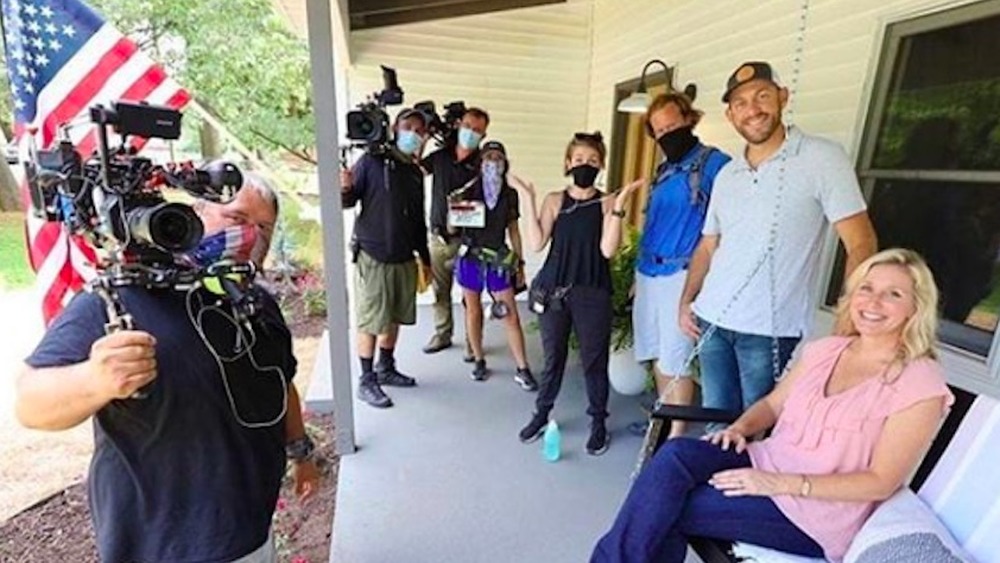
[696,318,799,414]
[591,439,823,562]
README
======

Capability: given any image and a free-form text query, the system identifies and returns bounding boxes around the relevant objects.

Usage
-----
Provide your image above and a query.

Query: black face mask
[567,164,600,188]
[657,126,699,163]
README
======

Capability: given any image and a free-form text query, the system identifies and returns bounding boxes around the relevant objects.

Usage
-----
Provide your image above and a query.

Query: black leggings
[535,285,612,420]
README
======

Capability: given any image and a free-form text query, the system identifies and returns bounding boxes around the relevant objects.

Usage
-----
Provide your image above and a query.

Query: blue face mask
[457,127,483,150]
[396,129,423,156]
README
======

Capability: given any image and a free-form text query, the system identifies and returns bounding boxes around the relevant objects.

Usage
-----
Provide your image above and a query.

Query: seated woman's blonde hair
[834,248,939,363]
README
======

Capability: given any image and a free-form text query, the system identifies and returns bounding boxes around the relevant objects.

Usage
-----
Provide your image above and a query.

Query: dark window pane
[872,14,1000,171]
[869,179,1000,355]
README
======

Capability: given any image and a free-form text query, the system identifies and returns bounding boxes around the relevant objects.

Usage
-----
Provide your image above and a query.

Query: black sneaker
[357,373,393,408]
[375,361,417,387]
[519,412,548,443]
[463,340,475,363]
[471,359,488,381]
[586,420,610,456]
[514,367,538,392]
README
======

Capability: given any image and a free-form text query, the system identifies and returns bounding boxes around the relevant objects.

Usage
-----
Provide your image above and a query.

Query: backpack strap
[687,146,715,206]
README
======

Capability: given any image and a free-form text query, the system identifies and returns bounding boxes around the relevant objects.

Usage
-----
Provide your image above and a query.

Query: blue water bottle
[542,420,561,462]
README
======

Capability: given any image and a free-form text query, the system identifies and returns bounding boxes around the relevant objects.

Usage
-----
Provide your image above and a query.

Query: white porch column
[305,0,356,455]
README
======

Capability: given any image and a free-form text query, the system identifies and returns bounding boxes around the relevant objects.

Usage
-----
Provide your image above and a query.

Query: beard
[735,112,782,145]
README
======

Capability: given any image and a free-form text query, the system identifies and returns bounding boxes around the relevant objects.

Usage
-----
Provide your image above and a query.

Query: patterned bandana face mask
[482,160,503,210]
[178,224,259,269]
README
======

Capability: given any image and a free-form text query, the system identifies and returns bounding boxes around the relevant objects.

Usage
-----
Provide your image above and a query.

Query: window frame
[844,0,1000,397]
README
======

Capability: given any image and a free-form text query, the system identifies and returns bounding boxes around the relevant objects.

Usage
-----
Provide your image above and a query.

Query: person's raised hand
[88,331,157,400]
[614,177,646,210]
[507,174,536,197]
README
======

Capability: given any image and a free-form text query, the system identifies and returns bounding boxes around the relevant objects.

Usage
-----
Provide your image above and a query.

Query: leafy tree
[87,0,316,164]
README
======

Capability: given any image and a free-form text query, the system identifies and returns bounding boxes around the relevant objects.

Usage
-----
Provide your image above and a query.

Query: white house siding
[587,0,973,313]
[346,3,594,280]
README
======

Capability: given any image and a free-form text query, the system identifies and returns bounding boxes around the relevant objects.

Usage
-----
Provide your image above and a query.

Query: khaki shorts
[355,250,417,334]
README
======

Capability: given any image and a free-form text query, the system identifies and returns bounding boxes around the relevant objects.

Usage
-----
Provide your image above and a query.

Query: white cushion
[843,489,971,563]
[731,542,827,562]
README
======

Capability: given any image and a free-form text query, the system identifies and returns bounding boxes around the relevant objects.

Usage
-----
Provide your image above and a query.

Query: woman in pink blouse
[592,248,954,563]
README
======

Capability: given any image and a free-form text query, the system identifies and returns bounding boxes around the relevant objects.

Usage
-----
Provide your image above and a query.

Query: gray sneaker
[376,360,417,387]
[357,373,393,408]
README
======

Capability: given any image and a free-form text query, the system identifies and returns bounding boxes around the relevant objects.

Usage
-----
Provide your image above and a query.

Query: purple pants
[455,255,512,293]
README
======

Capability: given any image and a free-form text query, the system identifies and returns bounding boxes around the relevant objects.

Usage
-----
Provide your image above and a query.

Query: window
[830,1,1000,358]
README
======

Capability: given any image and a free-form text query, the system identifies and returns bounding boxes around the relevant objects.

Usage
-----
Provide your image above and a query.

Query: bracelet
[611,208,626,218]
[799,474,812,497]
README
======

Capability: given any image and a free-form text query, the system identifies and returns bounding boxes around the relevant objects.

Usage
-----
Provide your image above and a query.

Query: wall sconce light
[617,59,698,113]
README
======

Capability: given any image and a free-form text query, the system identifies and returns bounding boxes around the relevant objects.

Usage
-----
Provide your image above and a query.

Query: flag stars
[27,20,41,34]
[23,4,37,17]
[36,53,49,66]
[45,22,57,35]
[62,25,75,37]
[39,6,54,19]
[17,64,29,77]
[49,39,62,52]
[31,36,44,50]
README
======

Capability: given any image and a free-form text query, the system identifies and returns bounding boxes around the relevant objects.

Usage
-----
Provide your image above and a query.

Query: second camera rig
[344,65,467,156]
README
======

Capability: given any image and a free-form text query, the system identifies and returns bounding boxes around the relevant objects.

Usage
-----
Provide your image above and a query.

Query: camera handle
[88,278,150,400]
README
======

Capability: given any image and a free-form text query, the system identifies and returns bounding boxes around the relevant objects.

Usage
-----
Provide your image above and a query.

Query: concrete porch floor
[311,304,700,563]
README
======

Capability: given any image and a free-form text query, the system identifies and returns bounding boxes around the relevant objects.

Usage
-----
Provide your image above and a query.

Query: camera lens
[346,109,385,143]
[128,202,204,252]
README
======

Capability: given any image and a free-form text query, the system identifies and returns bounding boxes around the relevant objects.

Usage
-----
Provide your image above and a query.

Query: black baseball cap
[721,61,783,103]
[396,107,428,125]
[480,140,507,158]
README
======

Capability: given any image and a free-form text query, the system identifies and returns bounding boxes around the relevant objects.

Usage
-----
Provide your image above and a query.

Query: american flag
[1,0,190,324]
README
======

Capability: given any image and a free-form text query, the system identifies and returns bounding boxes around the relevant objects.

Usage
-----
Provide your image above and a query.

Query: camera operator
[341,108,431,409]
[420,107,490,358]
[14,173,319,563]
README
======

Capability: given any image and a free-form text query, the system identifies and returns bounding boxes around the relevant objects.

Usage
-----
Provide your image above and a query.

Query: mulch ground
[0,411,338,563]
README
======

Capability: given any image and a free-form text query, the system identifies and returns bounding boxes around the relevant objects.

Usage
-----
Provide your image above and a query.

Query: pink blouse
[747,336,953,561]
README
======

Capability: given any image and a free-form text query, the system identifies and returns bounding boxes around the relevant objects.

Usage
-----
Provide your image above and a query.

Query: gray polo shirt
[692,126,866,337]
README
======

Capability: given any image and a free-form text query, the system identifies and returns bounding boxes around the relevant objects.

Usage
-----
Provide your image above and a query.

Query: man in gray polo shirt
[678,61,877,414]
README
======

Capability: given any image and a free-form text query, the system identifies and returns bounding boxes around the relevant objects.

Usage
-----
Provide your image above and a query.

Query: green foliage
[609,225,640,352]
[0,212,34,290]
[86,0,315,163]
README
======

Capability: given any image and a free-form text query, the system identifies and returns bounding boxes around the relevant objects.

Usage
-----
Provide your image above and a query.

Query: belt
[646,254,689,269]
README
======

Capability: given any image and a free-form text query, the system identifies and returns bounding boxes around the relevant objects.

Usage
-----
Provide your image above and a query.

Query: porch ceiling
[272,0,566,35]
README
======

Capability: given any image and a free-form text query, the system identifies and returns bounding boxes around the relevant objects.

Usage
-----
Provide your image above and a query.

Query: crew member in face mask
[420,108,490,358]
[632,92,731,439]
[15,172,314,563]
[341,109,431,408]
[508,132,643,456]
[448,141,537,390]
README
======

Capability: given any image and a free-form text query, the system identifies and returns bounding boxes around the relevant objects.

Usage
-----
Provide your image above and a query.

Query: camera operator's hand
[88,331,158,400]
[339,169,353,194]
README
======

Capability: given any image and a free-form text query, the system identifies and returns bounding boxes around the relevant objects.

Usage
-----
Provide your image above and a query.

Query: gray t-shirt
[693,127,866,337]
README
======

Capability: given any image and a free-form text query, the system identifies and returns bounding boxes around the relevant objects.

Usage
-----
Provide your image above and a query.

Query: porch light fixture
[617,59,698,113]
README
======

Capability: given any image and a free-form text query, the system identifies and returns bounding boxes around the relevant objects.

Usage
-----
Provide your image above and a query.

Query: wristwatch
[611,208,626,218]
[286,436,315,462]
[799,475,812,497]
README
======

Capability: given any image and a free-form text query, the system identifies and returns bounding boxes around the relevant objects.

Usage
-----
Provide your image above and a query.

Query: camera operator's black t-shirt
[456,178,520,252]
[421,147,479,236]
[26,286,296,563]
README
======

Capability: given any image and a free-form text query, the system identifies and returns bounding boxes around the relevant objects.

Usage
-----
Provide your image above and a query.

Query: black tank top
[536,190,612,292]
